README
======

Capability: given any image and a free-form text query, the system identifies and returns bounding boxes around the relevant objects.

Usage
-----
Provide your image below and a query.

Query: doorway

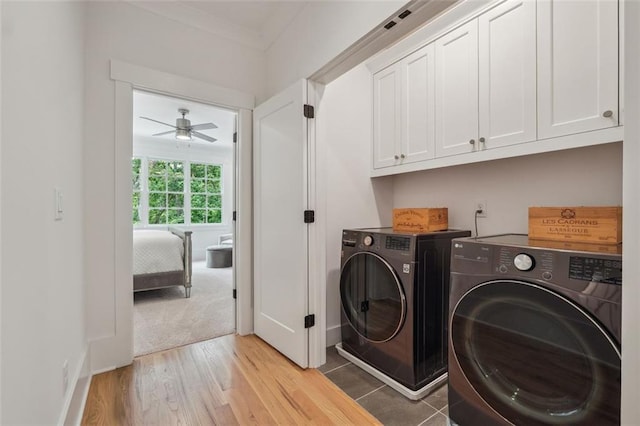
[131,89,237,356]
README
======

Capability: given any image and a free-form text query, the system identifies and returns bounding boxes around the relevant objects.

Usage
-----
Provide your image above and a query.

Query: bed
[133,227,193,298]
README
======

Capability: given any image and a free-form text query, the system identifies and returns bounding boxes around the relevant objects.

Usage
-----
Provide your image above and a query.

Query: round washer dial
[514,253,535,271]
[363,235,374,246]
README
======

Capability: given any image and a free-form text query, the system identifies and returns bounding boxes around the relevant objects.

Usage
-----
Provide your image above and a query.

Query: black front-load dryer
[338,227,471,399]
[448,234,622,425]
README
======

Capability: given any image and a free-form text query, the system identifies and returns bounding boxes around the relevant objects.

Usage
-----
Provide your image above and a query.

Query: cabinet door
[537,0,618,139]
[479,0,536,149]
[401,43,436,163]
[435,20,479,157]
[373,64,402,169]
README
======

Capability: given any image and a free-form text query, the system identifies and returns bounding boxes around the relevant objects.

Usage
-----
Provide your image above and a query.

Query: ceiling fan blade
[192,131,217,143]
[190,122,218,131]
[152,130,175,137]
[139,116,177,129]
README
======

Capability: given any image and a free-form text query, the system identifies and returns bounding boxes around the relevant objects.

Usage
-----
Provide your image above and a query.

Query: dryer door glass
[340,252,406,343]
[450,280,620,425]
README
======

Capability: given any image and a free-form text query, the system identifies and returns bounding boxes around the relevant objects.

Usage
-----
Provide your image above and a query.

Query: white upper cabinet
[373,43,435,169]
[402,45,436,164]
[537,0,618,139]
[369,0,622,176]
[478,0,537,149]
[435,20,479,158]
[373,65,401,169]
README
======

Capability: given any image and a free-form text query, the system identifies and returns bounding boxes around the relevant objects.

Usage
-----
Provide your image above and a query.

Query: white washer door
[340,252,406,343]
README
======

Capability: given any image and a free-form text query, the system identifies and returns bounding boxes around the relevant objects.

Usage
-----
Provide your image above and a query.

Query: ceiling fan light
[175,128,191,140]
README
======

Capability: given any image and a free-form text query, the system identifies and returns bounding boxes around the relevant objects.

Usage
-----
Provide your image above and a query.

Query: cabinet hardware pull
[394,155,400,160]
[479,137,486,143]
[400,154,406,159]
[602,110,613,118]
[469,139,475,145]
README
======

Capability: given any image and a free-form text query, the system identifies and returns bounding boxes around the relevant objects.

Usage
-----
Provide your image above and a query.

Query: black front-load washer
[337,227,471,399]
[448,234,622,425]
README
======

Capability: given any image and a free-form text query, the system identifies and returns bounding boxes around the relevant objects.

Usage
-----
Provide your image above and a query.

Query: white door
[537,0,618,139]
[478,0,536,149]
[254,80,310,368]
[402,43,436,163]
[435,20,479,157]
[373,64,402,169]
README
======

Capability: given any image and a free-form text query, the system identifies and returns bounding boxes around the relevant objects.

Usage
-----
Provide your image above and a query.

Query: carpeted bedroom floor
[133,260,235,357]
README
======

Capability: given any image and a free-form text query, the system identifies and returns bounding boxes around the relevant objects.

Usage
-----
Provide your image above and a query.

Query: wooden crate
[392,208,448,232]
[528,206,622,244]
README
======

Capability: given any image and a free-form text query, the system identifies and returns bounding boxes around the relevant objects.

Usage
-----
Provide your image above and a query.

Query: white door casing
[537,0,618,139]
[253,79,309,368]
[435,20,479,157]
[103,60,254,372]
[479,0,537,149]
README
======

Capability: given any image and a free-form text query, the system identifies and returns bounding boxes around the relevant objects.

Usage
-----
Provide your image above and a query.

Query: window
[132,158,224,226]
[190,163,223,224]
[132,158,142,225]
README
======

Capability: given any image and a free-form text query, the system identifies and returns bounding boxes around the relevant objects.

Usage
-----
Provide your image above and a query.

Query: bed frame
[133,227,193,298]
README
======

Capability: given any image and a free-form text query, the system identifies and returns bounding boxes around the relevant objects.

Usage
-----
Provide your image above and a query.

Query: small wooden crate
[392,208,448,232]
[528,206,622,244]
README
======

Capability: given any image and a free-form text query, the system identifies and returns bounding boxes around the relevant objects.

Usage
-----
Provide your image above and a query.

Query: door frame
[101,60,255,367]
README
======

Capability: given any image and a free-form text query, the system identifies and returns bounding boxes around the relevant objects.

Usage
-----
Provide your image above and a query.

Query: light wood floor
[81,334,381,425]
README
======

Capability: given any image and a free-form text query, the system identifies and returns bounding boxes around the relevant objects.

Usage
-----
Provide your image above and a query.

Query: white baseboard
[59,346,91,426]
[326,324,341,347]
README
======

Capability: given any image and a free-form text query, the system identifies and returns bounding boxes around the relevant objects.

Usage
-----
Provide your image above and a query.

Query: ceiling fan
[140,108,218,142]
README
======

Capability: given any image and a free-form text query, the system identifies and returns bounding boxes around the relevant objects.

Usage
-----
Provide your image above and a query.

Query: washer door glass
[340,252,406,343]
[451,280,620,425]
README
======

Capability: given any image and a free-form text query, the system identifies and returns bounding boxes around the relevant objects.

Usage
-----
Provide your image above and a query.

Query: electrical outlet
[476,200,487,218]
[62,360,69,394]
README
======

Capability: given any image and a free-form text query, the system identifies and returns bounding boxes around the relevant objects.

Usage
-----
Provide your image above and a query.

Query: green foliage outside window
[132,158,141,224]
[132,158,222,226]
[147,160,185,225]
[191,163,223,224]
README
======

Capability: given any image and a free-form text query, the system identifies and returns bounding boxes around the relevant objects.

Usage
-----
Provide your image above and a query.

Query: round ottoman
[206,245,232,268]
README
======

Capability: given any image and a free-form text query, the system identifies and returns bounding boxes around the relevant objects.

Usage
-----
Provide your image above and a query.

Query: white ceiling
[126,0,310,50]
[133,90,237,147]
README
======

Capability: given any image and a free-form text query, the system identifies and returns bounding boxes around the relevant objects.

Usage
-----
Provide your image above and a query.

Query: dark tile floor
[320,346,454,426]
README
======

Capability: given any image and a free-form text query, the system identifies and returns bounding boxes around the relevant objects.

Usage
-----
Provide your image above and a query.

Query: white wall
[1,2,86,424]
[621,1,640,422]
[84,1,263,368]
[265,1,405,100]
[392,143,623,235]
[318,64,393,345]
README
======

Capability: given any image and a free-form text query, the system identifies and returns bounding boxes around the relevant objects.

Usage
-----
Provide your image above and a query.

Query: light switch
[55,188,63,220]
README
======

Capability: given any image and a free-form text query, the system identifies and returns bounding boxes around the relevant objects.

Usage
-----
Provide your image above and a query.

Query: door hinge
[233,289,237,299]
[303,104,315,119]
[233,132,237,143]
[304,314,315,328]
[304,210,315,223]
[233,210,237,221]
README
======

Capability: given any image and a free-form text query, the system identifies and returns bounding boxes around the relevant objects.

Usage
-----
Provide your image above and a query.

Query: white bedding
[133,230,185,275]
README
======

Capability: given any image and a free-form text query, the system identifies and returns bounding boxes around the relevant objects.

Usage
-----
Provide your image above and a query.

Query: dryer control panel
[452,234,623,290]
[569,256,622,285]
